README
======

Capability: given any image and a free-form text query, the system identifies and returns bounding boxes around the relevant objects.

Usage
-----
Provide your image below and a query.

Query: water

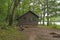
[38,22,60,25]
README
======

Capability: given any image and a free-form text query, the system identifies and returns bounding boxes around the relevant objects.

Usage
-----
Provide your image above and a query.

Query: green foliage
[0,0,59,23]
[0,26,28,40]
[0,0,8,22]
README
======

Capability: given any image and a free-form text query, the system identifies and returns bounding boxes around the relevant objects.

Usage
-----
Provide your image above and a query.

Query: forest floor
[23,27,60,40]
[0,26,60,40]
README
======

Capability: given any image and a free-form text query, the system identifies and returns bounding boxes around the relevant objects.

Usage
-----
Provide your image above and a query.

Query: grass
[38,24,60,30]
[50,25,60,29]
[0,25,28,40]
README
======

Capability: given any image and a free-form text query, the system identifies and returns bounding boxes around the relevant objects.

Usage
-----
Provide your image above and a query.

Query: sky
[57,0,60,3]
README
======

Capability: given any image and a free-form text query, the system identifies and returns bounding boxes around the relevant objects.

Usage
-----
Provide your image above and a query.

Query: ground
[23,27,60,40]
[0,26,60,40]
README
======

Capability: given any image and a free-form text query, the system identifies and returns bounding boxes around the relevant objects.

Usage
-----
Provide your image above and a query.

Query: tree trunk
[8,6,15,26]
[8,0,20,26]
[47,0,49,26]
[43,3,45,26]
[6,1,13,22]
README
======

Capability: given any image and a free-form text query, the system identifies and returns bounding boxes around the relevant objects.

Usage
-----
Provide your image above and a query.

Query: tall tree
[8,0,21,26]
[46,0,49,26]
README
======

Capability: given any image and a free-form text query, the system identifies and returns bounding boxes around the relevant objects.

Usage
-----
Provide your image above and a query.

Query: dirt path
[23,27,60,40]
[29,34,36,40]
[23,28,40,40]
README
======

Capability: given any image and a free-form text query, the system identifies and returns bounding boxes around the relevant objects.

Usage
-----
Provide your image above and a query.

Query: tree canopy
[0,0,60,26]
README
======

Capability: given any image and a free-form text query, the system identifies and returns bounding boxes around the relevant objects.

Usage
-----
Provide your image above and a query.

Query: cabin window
[29,18,33,22]
[29,17,36,22]
[31,18,33,21]
[22,17,26,23]
[33,17,36,21]
[34,18,36,21]
[23,17,26,20]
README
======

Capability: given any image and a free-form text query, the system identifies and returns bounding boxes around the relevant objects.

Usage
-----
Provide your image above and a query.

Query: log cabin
[17,11,39,30]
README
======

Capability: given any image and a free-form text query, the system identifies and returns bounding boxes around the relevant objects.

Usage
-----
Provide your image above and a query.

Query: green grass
[50,25,60,29]
[38,24,60,30]
[0,26,28,40]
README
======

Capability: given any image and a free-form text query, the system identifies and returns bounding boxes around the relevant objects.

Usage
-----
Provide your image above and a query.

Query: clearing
[23,27,60,40]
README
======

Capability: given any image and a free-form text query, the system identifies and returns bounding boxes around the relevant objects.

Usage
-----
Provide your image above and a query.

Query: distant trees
[46,0,58,26]
[39,0,58,26]
[0,0,59,26]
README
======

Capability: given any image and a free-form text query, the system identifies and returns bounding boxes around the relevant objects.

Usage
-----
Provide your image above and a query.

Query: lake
[38,22,60,25]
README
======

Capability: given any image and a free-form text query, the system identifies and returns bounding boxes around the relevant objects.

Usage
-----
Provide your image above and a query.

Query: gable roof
[17,10,39,19]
